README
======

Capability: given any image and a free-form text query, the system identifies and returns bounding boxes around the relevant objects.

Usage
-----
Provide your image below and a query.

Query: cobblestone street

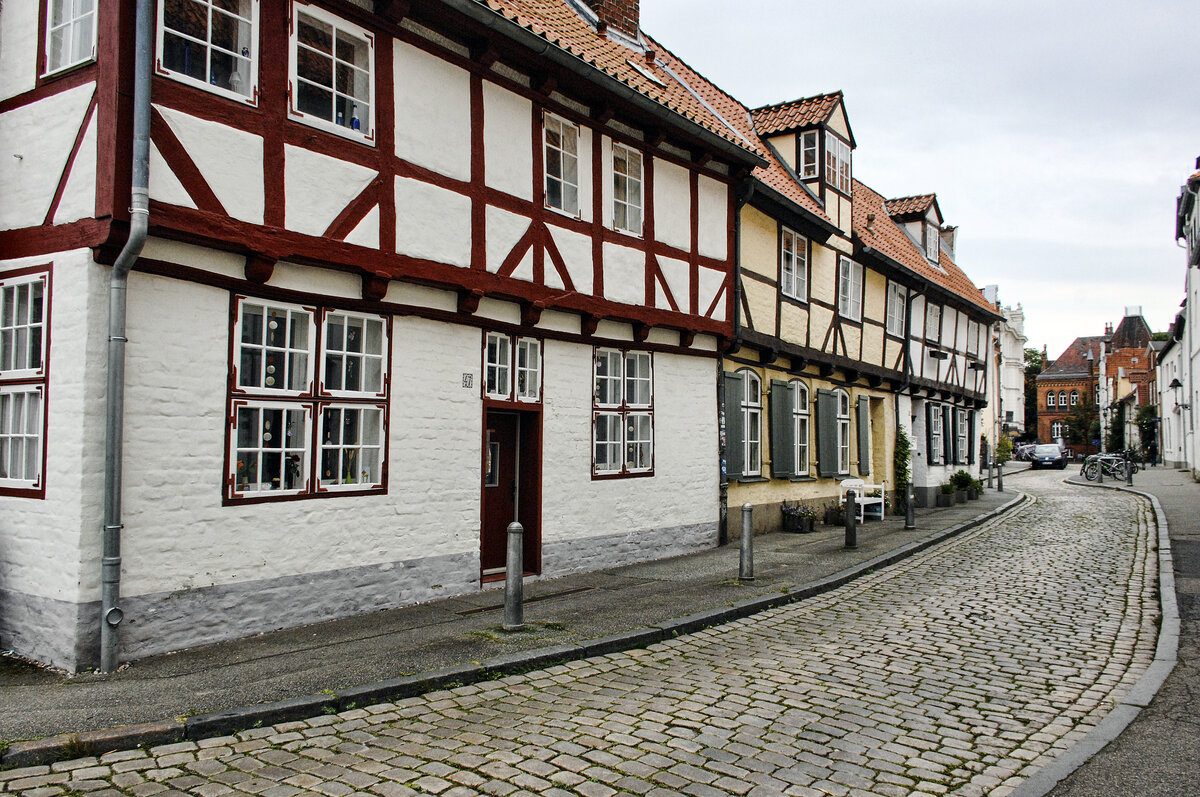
[0,475,1160,797]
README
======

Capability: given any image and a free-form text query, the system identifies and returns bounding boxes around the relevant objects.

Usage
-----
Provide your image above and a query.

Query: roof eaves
[442,0,767,169]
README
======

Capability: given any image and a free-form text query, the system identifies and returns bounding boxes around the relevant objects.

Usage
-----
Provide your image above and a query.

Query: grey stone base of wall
[541,522,718,576]
[3,551,478,672]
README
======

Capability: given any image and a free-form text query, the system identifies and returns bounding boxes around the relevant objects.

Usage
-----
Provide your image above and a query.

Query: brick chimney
[584,0,640,38]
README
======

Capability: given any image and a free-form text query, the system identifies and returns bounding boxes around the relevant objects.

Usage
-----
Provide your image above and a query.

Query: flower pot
[936,493,953,507]
[798,516,815,533]
[955,490,967,504]
[968,488,980,500]
[783,514,801,533]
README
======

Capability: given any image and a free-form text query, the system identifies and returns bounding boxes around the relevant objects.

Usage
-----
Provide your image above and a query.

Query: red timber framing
[0,0,756,346]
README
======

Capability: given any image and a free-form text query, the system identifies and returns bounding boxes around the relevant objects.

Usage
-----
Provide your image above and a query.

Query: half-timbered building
[0,0,766,670]
[853,186,1002,505]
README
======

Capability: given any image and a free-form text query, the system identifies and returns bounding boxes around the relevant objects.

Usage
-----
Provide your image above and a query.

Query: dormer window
[924,222,939,260]
[825,131,851,194]
[800,131,818,179]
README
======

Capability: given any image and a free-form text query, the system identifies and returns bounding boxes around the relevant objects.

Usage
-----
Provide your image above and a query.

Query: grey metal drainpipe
[100,0,152,674]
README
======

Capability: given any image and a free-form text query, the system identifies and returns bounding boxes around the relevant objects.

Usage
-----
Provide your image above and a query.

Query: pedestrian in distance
[1148,440,1158,467]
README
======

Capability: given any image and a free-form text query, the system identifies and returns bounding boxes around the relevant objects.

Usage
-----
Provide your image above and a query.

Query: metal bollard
[844,490,858,550]
[1098,458,1104,483]
[1126,450,1133,485]
[997,461,1004,492]
[987,457,994,489]
[739,503,754,582]
[503,521,525,631]
[904,480,915,529]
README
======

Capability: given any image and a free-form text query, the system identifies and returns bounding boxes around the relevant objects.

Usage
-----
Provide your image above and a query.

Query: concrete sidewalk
[0,467,1031,766]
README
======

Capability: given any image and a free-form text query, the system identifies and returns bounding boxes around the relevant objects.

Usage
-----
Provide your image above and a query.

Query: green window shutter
[857,395,870,476]
[943,405,953,464]
[770,380,794,478]
[926,402,936,464]
[723,371,744,480]
[816,389,836,477]
[968,411,976,465]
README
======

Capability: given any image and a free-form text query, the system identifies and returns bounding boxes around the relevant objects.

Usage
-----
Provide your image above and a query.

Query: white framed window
[792,380,809,476]
[1,270,50,496]
[1046,392,1056,409]
[484,332,512,399]
[1070,390,1079,406]
[956,410,968,464]
[835,389,851,475]
[825,131,851,194]
[741,370,762,476]
[800,130,819,179]
[289,3,374,140]
[886,282,906,337]
[545,114,580,215]
[780,227,807,301]
[612,143,643,235]
[229,296,389,501]
[515,338,541,401]
[837,257,862,321]
[925,302,942,343]
[925,222,940,260]
[967,319,980,357]
[484,333,541,402]
[159,0,258,103]
[1051,421,1064,439]
[45,0,97,75]
[593,348,653,476]
[929,403,943,465]
[1058,391,1067,407]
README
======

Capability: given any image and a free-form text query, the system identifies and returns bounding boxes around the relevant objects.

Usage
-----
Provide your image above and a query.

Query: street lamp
[1169,377,1190,410]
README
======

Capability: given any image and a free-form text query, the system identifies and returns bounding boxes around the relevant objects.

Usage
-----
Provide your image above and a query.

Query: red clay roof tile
[749,92,844,136]
[884,194,937,218]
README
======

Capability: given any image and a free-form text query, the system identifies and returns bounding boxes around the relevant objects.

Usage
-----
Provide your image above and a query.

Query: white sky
[640,0,1199,358]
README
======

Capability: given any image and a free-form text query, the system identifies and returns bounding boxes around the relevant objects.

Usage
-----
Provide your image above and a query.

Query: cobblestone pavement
[1,475,1160,797]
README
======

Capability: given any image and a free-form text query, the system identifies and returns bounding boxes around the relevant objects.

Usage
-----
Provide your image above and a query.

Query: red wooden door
[481,412,518,575]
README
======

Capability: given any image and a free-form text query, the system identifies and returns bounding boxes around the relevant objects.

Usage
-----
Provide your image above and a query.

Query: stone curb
[1008,478,1180,797]
[0,491,1028,769]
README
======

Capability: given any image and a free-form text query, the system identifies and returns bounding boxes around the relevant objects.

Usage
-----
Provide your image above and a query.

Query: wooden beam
[633,322,651,343]
[375,0,410,24]
[244,254,275,284]
[362,274,388,302]
[521,300,544,327]
[582,313,601,337]
[457,288,483,315]
[470,41,499,70]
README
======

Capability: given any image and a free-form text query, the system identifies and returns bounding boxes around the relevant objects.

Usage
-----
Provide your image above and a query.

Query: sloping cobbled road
[2,476,1159,797]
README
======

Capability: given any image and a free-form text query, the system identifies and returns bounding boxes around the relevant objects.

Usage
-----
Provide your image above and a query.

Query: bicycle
[1081,454,1127,481]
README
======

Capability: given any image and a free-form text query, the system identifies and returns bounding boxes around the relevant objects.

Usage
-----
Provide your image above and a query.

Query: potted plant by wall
[951,469,972,503]
[824,503,846,526]
[781,501,817,533]
[936,482,955,507]
[969,477,984,499]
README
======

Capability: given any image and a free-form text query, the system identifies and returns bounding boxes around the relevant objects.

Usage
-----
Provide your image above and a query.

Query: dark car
[1029,444,1066,470]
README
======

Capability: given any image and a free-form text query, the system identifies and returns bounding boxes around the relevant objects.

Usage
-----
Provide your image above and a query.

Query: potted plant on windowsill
[781,501,817,533]
[936,482,955,507]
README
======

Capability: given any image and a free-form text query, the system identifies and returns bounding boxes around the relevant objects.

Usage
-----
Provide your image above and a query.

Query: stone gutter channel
[20,488,1155,780]
[1008,479,1181,797]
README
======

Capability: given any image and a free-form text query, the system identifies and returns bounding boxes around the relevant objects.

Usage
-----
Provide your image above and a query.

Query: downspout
[718,178,754,547]
[100,0,152,673]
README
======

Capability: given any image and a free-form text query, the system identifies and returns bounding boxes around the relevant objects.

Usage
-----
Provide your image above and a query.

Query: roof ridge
[749,90,844,115]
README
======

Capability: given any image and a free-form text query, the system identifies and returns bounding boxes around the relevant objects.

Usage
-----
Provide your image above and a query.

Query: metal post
[1098,457,1104,483]
[503,522,525,631]
[987,457,994,489]
[1125,449,1133,485]
[997,461,1004,492]
[904,480,915,529]
[739,503,754,582]
[844,490,858,550]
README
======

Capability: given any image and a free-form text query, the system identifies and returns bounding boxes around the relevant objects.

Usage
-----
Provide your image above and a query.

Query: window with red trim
[227,296,388,501]
[0,269,50,496]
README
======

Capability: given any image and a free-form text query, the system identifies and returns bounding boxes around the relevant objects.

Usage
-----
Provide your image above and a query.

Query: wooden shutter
[943,405,954,464]
[770,380,794,478]
[816,389,836,477]
[857,395,870,476]
[723,371,744,480]
[968,411,976,465]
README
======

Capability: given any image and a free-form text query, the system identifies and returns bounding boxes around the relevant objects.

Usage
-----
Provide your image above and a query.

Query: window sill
[733,476,769,484]
[788,475,817,482]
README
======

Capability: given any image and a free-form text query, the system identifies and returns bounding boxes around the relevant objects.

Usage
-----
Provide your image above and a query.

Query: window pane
[594,413,621,472]
[297,14,332,55]
[595,350,622,405]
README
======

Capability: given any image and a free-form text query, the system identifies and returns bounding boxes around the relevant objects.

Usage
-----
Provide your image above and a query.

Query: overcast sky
[640,0,1199,358]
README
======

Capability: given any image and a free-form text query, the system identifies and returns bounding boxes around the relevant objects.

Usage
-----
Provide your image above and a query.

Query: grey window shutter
[968,411,976,465]
[723,371,744,480]
[857,395,870,476]
[770,380,794,478]
[926,402,936,464]
[816,389,836,477]
[943,405,954,464]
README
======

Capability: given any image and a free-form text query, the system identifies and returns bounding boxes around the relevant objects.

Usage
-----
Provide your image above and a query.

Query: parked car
[1029,444,1066,470]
